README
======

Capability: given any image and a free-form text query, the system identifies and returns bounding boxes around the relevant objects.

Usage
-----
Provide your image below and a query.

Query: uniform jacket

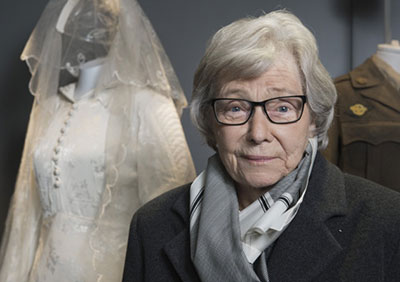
[323,56,400,192]
[123,153,400,282]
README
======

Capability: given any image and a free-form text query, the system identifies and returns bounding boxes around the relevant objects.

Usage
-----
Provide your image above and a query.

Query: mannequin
[323,0,400,191]
[0,0,196,281]
[376,40,400,74]
[74,58,105,99]
[323,39,400,191]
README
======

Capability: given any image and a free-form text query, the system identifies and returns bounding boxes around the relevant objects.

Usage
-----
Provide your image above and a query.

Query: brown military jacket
[323,55,400,192]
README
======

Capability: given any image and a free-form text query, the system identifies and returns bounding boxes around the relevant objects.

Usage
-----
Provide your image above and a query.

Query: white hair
[190,10,336,150]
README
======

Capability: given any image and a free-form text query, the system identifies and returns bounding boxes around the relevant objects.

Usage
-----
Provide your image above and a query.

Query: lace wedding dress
[0,0,196,280]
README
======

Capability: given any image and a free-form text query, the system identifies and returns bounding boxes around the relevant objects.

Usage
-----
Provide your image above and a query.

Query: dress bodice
[1,84,196,282]
[28,85,110,281]
[33,85,109,219]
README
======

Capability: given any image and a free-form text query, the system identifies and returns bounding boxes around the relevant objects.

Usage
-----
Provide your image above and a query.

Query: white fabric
[33,85,108,219]
[0,1,196,281]
[20,0,187,115]
[30,95,105,280]
[28,85,109,281]
[240,190,303,263]
[55,0,79,33]
[0,84,196,282]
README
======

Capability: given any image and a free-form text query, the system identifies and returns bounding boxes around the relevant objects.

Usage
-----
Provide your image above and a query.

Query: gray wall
[0,0,399,241]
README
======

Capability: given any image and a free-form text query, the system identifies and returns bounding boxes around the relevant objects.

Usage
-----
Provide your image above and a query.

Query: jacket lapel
[268,154,347,281]
[162,186,201,282]
[161,155,348,282]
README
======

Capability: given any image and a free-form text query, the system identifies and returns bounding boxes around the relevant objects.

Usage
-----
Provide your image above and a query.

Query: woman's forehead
[218,64,303,99]
[218,50,302,95]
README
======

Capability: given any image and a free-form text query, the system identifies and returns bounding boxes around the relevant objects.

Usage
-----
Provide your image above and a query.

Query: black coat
[123,153,400,282]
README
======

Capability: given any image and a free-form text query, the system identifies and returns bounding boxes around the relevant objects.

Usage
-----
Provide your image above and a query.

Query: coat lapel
[162,186,201,282]
[161,155,348,282]
[268,154,347,281]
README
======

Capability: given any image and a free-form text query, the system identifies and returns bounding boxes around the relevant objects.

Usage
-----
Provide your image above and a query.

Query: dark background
[1,0,399,241]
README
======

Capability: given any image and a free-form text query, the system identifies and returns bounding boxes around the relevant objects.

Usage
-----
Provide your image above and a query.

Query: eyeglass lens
[213,96,305,125]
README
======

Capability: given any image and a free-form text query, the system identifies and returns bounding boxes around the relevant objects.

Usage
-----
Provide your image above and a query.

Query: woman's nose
[246,106,274,144]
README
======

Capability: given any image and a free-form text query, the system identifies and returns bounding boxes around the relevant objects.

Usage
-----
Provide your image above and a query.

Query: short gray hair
[190,10,336,150]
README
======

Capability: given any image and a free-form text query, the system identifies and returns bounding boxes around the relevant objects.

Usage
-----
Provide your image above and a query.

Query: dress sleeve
[88,87,196,282]
[135,89,196,204]
[0,102,43,282]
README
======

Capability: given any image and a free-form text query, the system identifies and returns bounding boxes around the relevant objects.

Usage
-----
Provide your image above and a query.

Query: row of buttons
[52,103,79,188]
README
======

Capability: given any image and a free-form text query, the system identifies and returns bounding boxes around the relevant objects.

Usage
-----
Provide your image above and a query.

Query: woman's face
[213,51,315,195]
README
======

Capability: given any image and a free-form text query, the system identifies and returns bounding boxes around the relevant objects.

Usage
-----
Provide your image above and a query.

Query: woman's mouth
[241,155,277,164]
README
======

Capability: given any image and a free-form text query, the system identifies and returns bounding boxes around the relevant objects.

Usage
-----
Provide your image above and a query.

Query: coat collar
[349,56,400,113]
[268,153,347,281]
[163,153,348,282]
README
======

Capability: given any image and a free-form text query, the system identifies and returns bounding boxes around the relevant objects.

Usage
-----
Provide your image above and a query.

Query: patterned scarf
[190,138,318,282]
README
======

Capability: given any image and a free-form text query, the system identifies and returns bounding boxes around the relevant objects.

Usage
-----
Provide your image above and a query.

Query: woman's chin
[241,172,283,190]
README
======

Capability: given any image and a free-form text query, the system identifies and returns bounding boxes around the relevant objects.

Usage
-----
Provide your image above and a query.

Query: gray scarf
[190,138,317,282]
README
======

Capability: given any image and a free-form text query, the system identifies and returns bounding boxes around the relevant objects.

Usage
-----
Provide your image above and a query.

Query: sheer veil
[0,0,196,281]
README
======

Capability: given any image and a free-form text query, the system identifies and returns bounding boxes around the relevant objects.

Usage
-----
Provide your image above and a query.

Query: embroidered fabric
[33,85,108,219]
[0,0,196,281]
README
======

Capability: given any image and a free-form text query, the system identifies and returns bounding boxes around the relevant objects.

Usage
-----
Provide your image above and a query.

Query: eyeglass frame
[211,95,308,126]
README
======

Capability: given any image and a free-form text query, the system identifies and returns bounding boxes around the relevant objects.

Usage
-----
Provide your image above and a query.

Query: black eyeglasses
[211,95,307,125]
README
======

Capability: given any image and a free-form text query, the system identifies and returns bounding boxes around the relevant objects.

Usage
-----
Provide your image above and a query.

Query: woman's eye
[231,106,242,112]
[277,106,289,112]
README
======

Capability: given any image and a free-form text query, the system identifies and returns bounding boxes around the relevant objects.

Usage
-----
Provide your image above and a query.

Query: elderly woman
[123,10,400,282]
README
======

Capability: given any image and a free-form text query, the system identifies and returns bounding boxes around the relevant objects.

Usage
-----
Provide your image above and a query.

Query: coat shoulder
[334,73,350,84]
[124,183,195,282]
[333,73,354,98]
[343,173,400,223]
[133,183,191,229]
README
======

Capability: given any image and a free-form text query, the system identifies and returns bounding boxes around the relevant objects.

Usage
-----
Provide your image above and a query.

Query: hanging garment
[323,55,400,192]
[0,0,196,281]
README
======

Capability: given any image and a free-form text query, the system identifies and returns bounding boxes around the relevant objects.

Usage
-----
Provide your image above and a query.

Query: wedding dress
[0,0,196,281]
